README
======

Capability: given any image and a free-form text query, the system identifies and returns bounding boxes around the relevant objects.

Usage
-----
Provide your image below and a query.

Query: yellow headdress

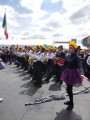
[80,49,85,52]
[69,42,78,49]
[37,45,40,48]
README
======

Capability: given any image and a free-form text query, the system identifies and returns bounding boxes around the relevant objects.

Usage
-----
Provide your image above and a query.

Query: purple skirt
[0,62,5,70]
[60,67,83,86]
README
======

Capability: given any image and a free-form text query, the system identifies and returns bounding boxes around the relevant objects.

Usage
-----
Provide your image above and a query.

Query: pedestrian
[86,55,90,79]
[0,58,5,70]
[60,42,83,110]
[0,58,5,102]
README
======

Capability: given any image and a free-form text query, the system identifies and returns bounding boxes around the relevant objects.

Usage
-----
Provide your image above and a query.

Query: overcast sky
[0,0,90,44]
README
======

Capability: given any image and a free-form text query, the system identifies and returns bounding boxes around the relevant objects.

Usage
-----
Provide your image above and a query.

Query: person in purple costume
[0,58,5,102]
[60,42,83,110]
[0,58,5,70]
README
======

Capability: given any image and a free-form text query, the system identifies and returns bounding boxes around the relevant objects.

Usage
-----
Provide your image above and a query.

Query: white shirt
[87,56,90,66]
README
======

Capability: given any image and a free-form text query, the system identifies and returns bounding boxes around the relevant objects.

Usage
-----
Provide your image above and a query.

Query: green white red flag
[2,12,8,39]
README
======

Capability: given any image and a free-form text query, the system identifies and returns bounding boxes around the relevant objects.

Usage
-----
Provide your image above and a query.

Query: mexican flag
[2,13,8,39]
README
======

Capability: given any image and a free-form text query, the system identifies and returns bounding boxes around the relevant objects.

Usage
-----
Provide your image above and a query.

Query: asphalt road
[0,64,90,120]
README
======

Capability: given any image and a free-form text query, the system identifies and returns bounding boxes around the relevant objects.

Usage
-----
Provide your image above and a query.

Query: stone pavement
[0,64,90,120]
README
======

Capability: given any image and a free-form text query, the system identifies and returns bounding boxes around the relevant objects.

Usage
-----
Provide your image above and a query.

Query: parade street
[0,64,90,120]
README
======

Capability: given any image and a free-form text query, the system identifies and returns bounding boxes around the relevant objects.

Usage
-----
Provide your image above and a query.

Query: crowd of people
[0,42,90,110]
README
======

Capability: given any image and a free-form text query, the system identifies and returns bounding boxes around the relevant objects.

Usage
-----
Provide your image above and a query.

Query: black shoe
[20,66,23,69]
[34,84,42,88]
[59,81,63,85]
[34,82,38,86]
[66,105,74,111]
[45,78,49,82]
[64,101,70,105]
[41,81,43,84]
[38,84,42,88]
[55,79,59,83]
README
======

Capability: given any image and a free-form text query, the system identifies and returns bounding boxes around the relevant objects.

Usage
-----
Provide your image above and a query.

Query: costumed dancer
[33,46,43,87]
[45,48,55,82]
[55,45,65,84]
[60,42,83,110]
